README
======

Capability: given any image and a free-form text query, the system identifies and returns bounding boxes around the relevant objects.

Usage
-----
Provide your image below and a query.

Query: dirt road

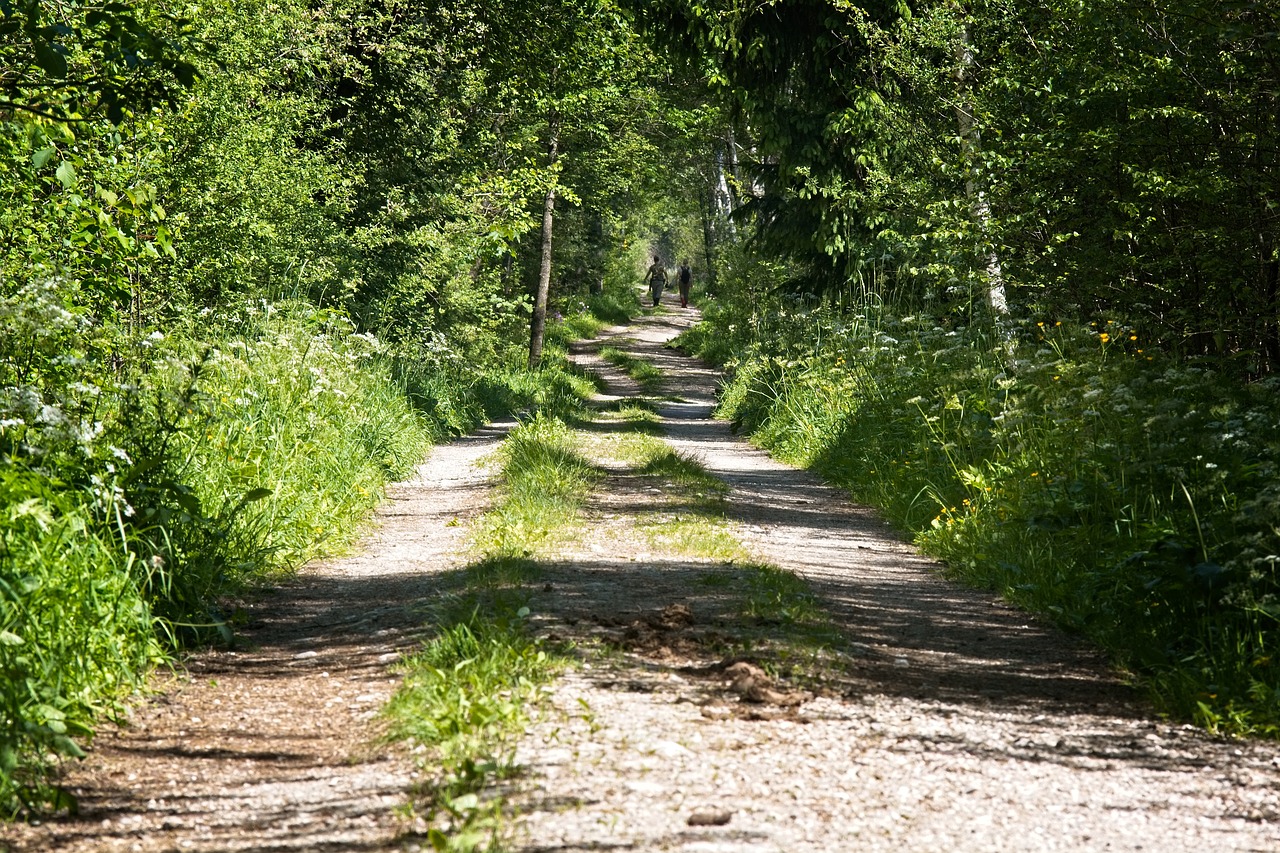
[7,295,1279,852]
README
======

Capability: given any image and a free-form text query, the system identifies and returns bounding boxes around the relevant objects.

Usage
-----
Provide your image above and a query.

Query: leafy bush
[693,294,1280,734]
[0,472,160,816]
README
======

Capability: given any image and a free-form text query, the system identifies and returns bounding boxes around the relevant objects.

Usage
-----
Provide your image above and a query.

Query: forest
[2,0,1279,819]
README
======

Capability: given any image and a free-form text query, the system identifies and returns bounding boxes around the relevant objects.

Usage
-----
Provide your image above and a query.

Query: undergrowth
[0,283,627,816]
[687,287,1280,736]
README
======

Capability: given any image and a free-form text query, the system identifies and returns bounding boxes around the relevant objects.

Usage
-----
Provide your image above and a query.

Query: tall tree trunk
[528,120,560,370]
[1263,249,1280,373]
[700,186,718,294]
[954,23,1009,320]
[723,127,741,209]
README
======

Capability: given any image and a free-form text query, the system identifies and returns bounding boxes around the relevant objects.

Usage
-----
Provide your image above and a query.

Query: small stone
[651,740,692,758]
[687,808,733,826]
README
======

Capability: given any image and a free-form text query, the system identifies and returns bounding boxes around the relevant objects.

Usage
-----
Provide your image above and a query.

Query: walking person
[646,255,667,307]
[677,259,692,308]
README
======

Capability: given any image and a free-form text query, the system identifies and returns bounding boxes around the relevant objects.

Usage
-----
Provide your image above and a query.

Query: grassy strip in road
[596,415,847,679]
[384,415,596,852]
[383,558,561,853]
[383,386,846,850]
[598,344,664,393]
[472,413,600,558]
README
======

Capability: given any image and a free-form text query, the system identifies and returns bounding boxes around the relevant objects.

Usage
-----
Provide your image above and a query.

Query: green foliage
[0,0,703,808]
[474,414,600,557]
[384,602,560,852]
[158,0,349,310]
[0,291,519,810]
[175,304,435,578]
[640,0,1280,364]
[692,288,1280,733]
[0,471,159,816]
[0,0,204,122]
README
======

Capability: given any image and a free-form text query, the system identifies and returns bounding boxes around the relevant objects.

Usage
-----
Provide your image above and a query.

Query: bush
[692,297,1280,735]
[0,472,159,815]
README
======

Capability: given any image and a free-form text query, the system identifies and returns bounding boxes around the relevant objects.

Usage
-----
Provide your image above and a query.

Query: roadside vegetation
[684,267,1280,735]
[641,1,1280,736]
[5,0,1279,825]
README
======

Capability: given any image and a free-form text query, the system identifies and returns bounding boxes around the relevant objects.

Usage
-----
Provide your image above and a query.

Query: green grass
[0,473,160,816]
[386,398,599,849]
[472,414,600,557]
[598,345,663,392]
[645,516,743,560]
[181,311,435,576]
[547,288,639,346]
[635,447,729,499]
[687,293,1280,736]
[383,596,562,853]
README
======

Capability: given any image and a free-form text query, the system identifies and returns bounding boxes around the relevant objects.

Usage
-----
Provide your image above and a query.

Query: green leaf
[449,793,479,812]
[0,630,24,646]
[33,41,68,78]
[52,735,87,759]
[54,160,77,189]
[32,146,56,168]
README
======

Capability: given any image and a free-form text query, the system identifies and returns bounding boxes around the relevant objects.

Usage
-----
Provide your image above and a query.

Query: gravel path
[3,421,516,852]
[506,298,1280,852]
[6,292,1279,852]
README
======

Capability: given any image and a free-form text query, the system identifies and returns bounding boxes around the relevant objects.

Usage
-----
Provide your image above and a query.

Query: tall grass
[691,294,1280,735]
[473,414,599,558]
[0,473,161,815]
[177,305,435,577]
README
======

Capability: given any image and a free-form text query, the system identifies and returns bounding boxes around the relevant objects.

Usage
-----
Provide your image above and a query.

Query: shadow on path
[571,304,1145,716]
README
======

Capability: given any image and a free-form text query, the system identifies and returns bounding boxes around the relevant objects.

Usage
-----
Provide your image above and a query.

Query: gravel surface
[6,289,1279,852]
[3,422,515,852]
[506,296,1280,852]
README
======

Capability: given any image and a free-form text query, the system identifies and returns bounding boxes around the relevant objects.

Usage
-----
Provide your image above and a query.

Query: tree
[0,0,203,123]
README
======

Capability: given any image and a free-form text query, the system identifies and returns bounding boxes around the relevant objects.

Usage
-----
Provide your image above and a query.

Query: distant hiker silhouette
[646,256,668,307]
[677,260,692,308]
